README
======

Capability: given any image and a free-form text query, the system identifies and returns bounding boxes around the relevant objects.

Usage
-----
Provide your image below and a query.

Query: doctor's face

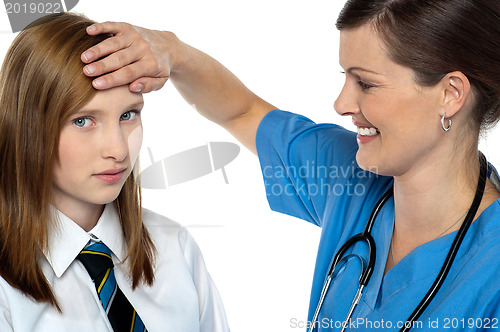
[335,24,444,177]
[52,86,143,213]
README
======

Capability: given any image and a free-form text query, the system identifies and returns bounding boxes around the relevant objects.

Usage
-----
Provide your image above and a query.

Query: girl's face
[335,24,445,177]
[52,86,143,216]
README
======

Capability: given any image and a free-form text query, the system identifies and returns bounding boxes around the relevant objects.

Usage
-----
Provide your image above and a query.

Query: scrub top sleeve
[256,110,358,227]
[178,229,230,332]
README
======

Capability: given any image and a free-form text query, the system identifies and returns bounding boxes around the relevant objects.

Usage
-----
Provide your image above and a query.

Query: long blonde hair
[0,13,155,310]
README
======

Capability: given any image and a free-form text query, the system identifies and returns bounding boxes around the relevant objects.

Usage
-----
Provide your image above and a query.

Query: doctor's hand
[81,20,274,154]
[81,22,175,93]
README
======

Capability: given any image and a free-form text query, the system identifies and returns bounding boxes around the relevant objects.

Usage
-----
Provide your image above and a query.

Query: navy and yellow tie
[77,242,147,332]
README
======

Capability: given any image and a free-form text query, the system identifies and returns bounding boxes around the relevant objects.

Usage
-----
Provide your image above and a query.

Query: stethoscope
[310,153,488,332]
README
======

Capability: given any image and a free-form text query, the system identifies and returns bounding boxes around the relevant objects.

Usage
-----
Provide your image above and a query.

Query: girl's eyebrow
[74,102,144,116]
[128,102,145,110]
[72,109,103,117]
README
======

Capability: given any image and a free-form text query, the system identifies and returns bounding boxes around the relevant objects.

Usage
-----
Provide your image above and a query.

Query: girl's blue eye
[120,110,138,121]
[73,117,92,128]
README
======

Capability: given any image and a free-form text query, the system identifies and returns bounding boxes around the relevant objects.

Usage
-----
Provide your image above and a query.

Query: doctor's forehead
[338,25,394,76]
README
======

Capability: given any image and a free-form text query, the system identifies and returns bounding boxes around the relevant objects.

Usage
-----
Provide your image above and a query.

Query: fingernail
[132,83,143,93]
[82,50,95,62]
[87,25,97,32]
[84,64,97,75]
[93,78,105,89]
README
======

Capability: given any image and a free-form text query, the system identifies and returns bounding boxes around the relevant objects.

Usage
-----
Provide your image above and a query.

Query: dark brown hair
[0,13,155,310]
[336,0,500,134]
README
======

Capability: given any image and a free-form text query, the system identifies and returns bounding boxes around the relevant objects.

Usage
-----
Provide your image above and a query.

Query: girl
[0,13,229,332]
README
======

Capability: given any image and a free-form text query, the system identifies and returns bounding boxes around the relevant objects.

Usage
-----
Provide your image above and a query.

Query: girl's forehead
[78,86,144,114]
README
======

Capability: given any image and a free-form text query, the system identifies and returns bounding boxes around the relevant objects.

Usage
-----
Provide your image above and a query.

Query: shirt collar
[43,203,127,278]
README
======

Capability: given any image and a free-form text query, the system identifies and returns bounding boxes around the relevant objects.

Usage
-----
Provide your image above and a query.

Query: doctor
[81,0,500,330]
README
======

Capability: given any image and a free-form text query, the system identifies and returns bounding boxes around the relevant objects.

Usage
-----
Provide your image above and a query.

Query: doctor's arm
[81,22,275,154]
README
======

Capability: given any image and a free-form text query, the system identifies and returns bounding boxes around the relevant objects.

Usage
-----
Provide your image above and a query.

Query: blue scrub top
[256,110,500,331]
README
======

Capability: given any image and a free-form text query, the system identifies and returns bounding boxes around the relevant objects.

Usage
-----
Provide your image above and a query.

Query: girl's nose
[101,126,128,162]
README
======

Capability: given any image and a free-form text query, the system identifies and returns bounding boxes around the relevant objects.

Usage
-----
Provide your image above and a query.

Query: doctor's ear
[439,71,471,118]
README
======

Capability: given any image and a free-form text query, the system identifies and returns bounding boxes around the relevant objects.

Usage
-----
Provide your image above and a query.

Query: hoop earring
[441,113,452,132]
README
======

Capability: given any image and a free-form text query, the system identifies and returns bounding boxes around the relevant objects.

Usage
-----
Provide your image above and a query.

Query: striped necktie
[77,242,147,332]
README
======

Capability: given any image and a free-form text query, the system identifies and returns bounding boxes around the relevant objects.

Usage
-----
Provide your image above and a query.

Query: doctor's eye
[73,117,93,128]
[357,80,375,91]
[120,110,140,121]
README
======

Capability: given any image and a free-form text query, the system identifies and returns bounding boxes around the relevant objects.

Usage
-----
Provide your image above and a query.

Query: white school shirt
[0,204,230,332]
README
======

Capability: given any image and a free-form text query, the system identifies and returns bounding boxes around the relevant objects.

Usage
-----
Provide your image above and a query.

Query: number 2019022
[5,2,62,14]
[443,318,498,329]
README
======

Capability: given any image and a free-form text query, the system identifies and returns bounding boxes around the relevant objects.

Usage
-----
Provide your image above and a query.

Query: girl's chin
[90,189,123,206]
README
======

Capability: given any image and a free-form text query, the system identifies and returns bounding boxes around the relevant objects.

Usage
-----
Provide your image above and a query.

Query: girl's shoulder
[141,208,199,256]
[142,208,182,229]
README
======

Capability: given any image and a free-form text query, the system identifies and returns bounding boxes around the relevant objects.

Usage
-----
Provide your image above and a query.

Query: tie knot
[77,242,114,280]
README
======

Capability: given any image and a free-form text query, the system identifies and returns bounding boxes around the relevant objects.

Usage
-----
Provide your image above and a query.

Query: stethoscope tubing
[327,186,393,285]
[311,153,487,332]
[310,187,392,331]
[400,152,487,331]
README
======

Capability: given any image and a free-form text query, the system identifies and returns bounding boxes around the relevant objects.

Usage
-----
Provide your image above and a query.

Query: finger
[130,77,169,93]
[82,34,134,65]
[83,42,143,77]
[85,21,132,36]
[91,61,165,90]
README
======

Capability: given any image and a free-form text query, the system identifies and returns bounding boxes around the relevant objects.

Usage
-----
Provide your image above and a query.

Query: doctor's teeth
[357,127,379,136]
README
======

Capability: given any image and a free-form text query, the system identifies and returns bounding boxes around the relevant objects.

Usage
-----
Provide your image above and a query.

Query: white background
[1,1,499,331]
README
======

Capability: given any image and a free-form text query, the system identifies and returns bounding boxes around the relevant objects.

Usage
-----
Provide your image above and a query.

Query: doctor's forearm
[169,36,275,153]
[82,22,274,153]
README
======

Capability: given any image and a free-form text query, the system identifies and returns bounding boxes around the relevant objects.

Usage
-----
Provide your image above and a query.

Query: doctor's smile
[353,120,380,144]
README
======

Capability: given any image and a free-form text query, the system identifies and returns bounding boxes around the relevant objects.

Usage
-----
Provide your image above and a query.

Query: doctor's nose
[334,85,360,117]
[101,126,128,162]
